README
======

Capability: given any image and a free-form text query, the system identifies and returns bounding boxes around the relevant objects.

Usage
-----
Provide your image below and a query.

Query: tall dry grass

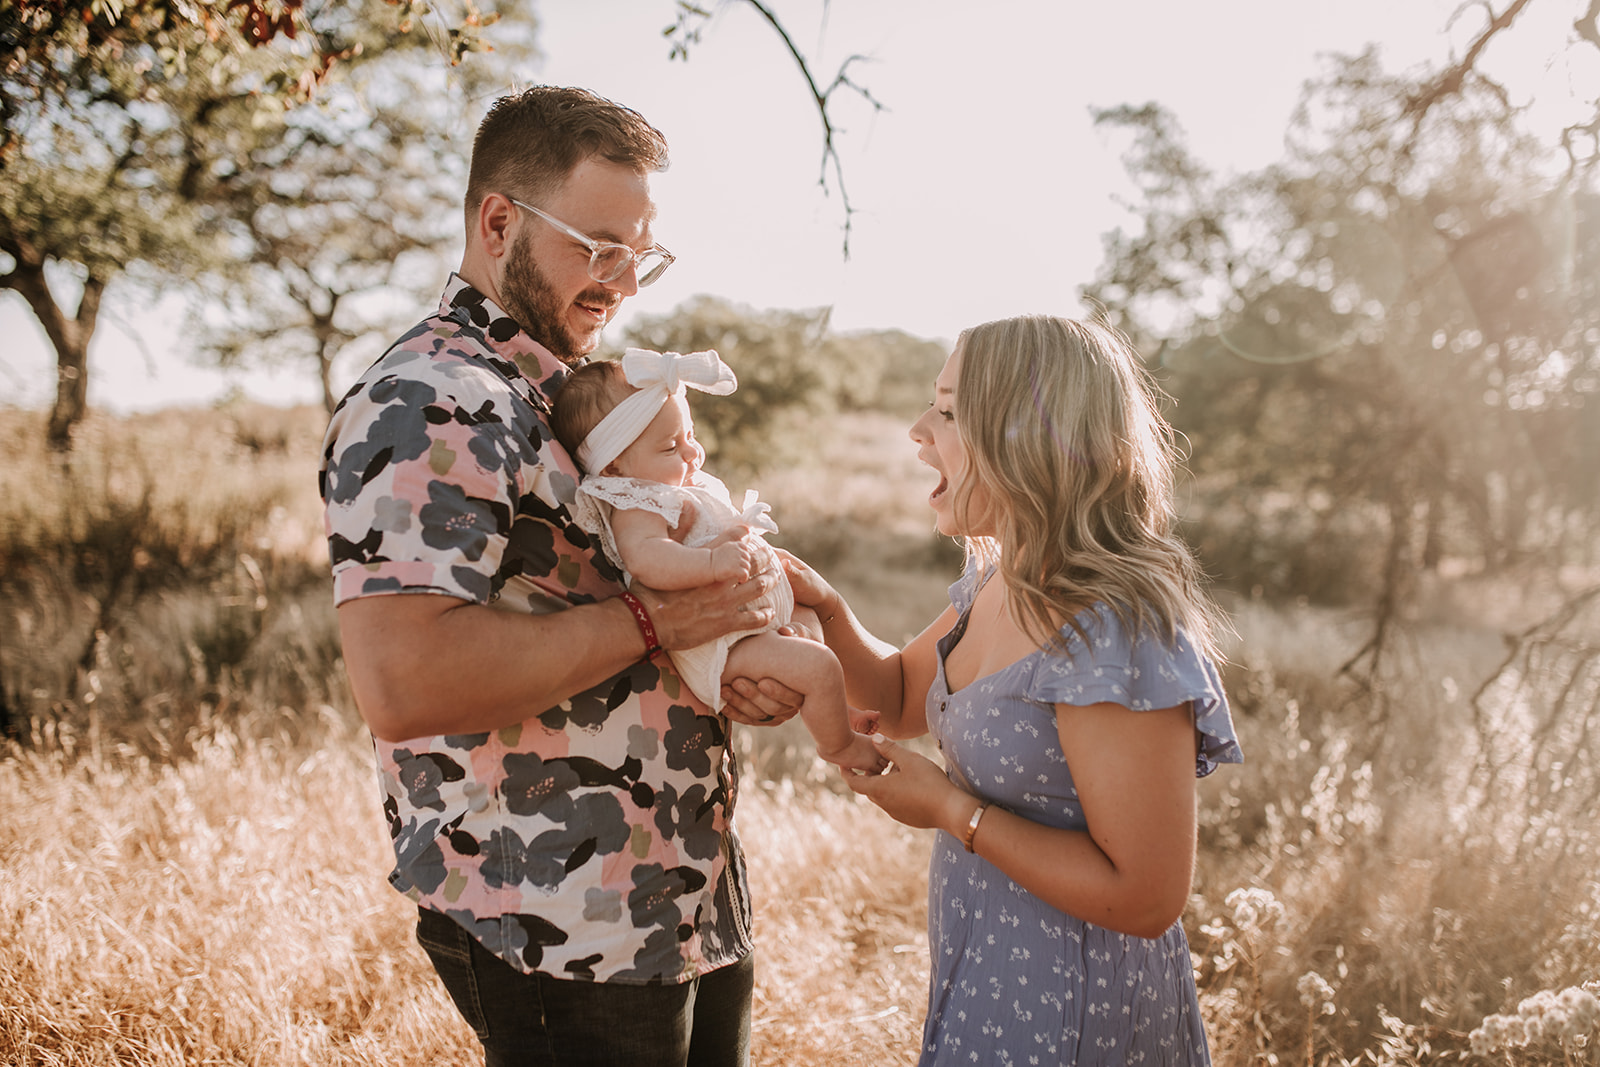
[1,404,1597,1065]
[0,707,930,1065]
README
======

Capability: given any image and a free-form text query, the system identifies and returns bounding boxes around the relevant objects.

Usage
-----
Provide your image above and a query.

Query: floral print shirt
[319,275,752,985]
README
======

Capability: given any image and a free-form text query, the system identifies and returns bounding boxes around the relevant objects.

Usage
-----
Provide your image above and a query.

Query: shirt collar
[440,273,577,403]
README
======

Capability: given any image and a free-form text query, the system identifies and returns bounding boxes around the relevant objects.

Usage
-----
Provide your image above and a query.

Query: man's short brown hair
[465,86,669,233]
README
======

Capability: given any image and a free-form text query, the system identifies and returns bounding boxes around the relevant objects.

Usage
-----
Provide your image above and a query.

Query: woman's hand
[774,549,840,617]
[843,736,972,834]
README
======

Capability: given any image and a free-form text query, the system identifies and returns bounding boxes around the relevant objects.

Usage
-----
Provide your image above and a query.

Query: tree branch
[1400,0,1534,154]
[667,0,884,258]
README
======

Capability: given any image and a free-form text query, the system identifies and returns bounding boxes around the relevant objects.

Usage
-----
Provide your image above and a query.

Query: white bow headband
[576,347,737,474]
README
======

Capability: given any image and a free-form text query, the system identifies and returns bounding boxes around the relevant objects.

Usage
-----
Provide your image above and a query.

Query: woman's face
[910,347,987,537]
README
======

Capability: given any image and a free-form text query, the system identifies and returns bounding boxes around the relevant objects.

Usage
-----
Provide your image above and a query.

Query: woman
[789,315,1242,1064]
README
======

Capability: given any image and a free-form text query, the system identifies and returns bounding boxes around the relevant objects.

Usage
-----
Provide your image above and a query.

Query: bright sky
[2,0,1593,411]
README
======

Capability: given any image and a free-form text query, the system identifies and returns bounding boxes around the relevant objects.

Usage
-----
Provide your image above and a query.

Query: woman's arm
[611,505,754,589]
[779,552,956,738]
[847,702,1198,939]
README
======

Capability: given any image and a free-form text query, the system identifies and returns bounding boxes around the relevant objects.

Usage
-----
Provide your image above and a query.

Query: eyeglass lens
[591,246,670,287]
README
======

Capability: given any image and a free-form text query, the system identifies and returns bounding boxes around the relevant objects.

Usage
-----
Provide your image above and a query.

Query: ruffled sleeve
[1026,604,1243,777]
[575,476,689,526]
[570,476,691,581]
[946,557,987,617]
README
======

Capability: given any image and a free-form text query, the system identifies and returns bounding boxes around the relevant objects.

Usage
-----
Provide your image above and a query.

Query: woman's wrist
[946,789,986,847]
[814,589,846,626]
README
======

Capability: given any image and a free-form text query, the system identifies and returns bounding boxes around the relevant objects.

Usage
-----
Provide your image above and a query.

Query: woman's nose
[909,409,933,444]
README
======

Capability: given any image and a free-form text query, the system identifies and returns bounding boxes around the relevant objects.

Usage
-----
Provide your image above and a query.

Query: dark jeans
[415,907,754,1067]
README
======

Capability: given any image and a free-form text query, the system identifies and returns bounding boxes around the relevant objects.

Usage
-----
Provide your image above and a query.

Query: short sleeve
[946,557,987,617]
[322,355,541,608]
[1026,605,1243,777]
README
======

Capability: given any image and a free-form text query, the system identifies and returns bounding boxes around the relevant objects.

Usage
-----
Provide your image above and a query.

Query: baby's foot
[821,734,891,776]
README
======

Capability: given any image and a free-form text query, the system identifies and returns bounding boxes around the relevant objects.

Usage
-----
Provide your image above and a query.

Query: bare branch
[1400,0,1534,154]
[1578,0,1600,49]
[667,0,883,258]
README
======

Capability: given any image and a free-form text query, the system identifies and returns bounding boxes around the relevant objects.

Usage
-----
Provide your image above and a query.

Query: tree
[1084,4,1599,680]
[615,294,948,474]
[1,0,508,448]
[619,295,837,473]
[3,0,878,448]
[189,13,533,415]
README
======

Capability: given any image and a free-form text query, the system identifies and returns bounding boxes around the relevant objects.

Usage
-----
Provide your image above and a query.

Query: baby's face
[608,394,704,486]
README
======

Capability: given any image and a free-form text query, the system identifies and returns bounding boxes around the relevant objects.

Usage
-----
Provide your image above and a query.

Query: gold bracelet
[962,802,989,853]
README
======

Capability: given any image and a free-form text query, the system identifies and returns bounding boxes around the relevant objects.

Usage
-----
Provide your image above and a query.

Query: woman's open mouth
[928,469,949,506]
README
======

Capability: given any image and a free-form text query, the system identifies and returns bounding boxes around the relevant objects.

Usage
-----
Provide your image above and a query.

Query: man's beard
[501,230,615,364]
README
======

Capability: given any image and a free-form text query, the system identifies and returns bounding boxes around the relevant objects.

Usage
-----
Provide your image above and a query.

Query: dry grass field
[1,404,1596,1065]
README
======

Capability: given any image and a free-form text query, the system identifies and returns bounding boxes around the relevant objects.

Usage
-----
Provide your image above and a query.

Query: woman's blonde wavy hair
[950,315,1224,662]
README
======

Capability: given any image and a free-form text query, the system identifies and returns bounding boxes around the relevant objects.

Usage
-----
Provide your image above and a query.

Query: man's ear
[476,193,518,259]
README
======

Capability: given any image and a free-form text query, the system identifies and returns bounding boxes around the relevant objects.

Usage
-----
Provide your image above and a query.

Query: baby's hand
[709,539,756,582]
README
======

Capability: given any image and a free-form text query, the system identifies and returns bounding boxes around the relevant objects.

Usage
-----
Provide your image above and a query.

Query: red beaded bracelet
[618,591,666,662]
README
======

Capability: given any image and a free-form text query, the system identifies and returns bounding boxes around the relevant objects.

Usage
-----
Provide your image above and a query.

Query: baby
[552,347,885,775]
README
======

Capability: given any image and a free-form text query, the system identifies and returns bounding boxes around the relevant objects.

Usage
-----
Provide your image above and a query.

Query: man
[319,86,801,1066]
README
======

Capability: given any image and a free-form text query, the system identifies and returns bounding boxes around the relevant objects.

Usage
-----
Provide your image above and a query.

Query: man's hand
[719,676,804,726]
[632,565,778,653]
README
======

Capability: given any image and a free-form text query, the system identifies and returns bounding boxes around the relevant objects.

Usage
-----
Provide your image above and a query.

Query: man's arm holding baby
[338,564,791,742]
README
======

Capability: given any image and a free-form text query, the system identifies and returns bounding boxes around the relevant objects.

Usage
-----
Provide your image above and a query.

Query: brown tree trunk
[311,296,342,417]
[45,331,92,450]
[2,236,104,450]
[319,345,337,417]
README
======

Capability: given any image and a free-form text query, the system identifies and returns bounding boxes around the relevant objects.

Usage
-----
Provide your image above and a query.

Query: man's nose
[605,263,641,299]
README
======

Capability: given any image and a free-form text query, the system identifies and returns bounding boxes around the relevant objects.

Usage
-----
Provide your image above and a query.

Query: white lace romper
[571,472,794,710]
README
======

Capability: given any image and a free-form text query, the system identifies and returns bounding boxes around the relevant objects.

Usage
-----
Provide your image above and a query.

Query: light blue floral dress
[919,562,1242,1065]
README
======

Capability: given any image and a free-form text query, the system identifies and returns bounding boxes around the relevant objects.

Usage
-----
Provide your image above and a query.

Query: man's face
[500,158,658,362]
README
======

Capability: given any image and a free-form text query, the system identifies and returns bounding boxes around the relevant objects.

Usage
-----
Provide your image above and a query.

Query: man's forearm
[338,593,647,742]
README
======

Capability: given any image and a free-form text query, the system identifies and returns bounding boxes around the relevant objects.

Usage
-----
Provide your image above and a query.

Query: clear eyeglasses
[510,198,675,287]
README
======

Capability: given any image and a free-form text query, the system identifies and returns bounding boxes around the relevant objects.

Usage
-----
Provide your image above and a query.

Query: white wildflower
[1225,887,1285,933]
[1468,984,1600,1054]
[1297,971,1336,1016]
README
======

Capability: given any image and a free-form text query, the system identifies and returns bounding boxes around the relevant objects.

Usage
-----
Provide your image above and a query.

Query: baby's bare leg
[723,633,888,775]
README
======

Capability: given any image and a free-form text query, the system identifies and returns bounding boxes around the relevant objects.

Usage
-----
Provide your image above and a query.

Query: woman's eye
[938,408,955,422]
